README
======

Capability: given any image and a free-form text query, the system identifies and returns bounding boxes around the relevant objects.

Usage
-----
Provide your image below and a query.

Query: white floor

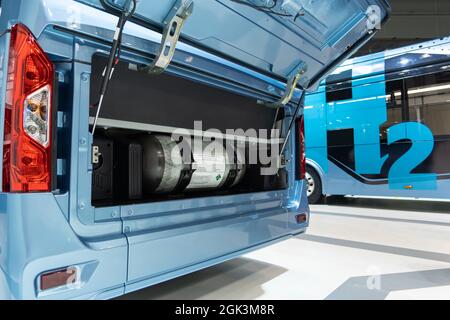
[120,197,450,300]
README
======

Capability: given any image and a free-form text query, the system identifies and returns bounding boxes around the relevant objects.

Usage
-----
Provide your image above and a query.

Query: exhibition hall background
[359,0,450,55]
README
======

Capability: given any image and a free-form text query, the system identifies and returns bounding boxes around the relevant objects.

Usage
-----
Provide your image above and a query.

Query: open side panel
[78,0,390,83]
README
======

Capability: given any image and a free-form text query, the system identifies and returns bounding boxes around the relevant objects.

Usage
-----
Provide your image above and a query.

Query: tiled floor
[120,197,450,300]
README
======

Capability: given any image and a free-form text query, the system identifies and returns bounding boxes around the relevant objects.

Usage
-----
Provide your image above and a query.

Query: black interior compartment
[92,129,288,207]
[90,55,288,207]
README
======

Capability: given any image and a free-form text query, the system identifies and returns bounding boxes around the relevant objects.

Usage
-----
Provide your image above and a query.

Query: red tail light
[297,115,306,180]
[2,24,54,192]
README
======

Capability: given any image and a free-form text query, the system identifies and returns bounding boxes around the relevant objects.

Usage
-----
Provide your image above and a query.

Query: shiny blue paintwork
[0,0,389,299]
[80,0,390,82]
[305,37,450,199]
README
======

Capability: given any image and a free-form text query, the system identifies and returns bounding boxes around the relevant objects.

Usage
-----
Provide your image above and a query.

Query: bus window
[406,71,450,137]
[381,80,404,142]
[325,69,353,102]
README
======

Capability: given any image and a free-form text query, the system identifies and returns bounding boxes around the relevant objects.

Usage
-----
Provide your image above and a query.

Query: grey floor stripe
[312,210,450,227]
[325,268,450,300]
[298,234,450,263]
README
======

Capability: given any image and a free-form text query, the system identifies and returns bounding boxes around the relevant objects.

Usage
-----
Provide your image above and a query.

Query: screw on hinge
[92,146,101,164]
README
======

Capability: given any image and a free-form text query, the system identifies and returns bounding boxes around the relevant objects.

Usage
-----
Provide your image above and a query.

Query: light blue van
[305,37,450,204]
[0,0,389,299]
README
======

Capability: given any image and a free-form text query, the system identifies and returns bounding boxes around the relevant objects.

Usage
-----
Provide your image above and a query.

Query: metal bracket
[265,62,308,108]
[139,0,194,74]
[92,146,101,165]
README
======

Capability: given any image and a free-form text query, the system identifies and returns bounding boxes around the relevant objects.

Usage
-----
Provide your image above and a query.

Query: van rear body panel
[0,0,389,299]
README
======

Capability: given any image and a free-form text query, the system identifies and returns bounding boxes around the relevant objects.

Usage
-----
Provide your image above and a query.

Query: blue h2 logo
[324,61,437,190]
[387,122,436,190]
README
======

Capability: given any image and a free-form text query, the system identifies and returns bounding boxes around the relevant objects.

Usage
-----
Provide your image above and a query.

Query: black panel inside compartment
[327,129,355,171]
[90,55,276,132]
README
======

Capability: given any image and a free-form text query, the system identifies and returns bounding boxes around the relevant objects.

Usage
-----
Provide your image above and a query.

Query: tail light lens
[297,115,306,180]
[2,24,54,192]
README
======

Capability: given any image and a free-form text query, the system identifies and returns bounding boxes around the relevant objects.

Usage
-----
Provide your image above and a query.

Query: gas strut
[91,0,137,135]
[279,89,306,157]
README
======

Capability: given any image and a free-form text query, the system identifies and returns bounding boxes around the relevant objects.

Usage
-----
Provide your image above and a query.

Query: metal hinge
[92,146,101,165]
[139,0,194,74]
[265,62,308,109]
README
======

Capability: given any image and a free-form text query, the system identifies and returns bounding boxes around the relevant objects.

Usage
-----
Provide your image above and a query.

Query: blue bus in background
[0,0,389,299]
[305,37,450,204]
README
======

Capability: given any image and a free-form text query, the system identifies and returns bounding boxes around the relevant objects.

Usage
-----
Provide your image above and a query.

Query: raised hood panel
[80,0,390,86]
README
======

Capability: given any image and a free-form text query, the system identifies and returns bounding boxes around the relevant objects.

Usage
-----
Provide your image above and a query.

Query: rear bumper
[0,190,308,300]
[125,229,307,295]
[0,193,128,300]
